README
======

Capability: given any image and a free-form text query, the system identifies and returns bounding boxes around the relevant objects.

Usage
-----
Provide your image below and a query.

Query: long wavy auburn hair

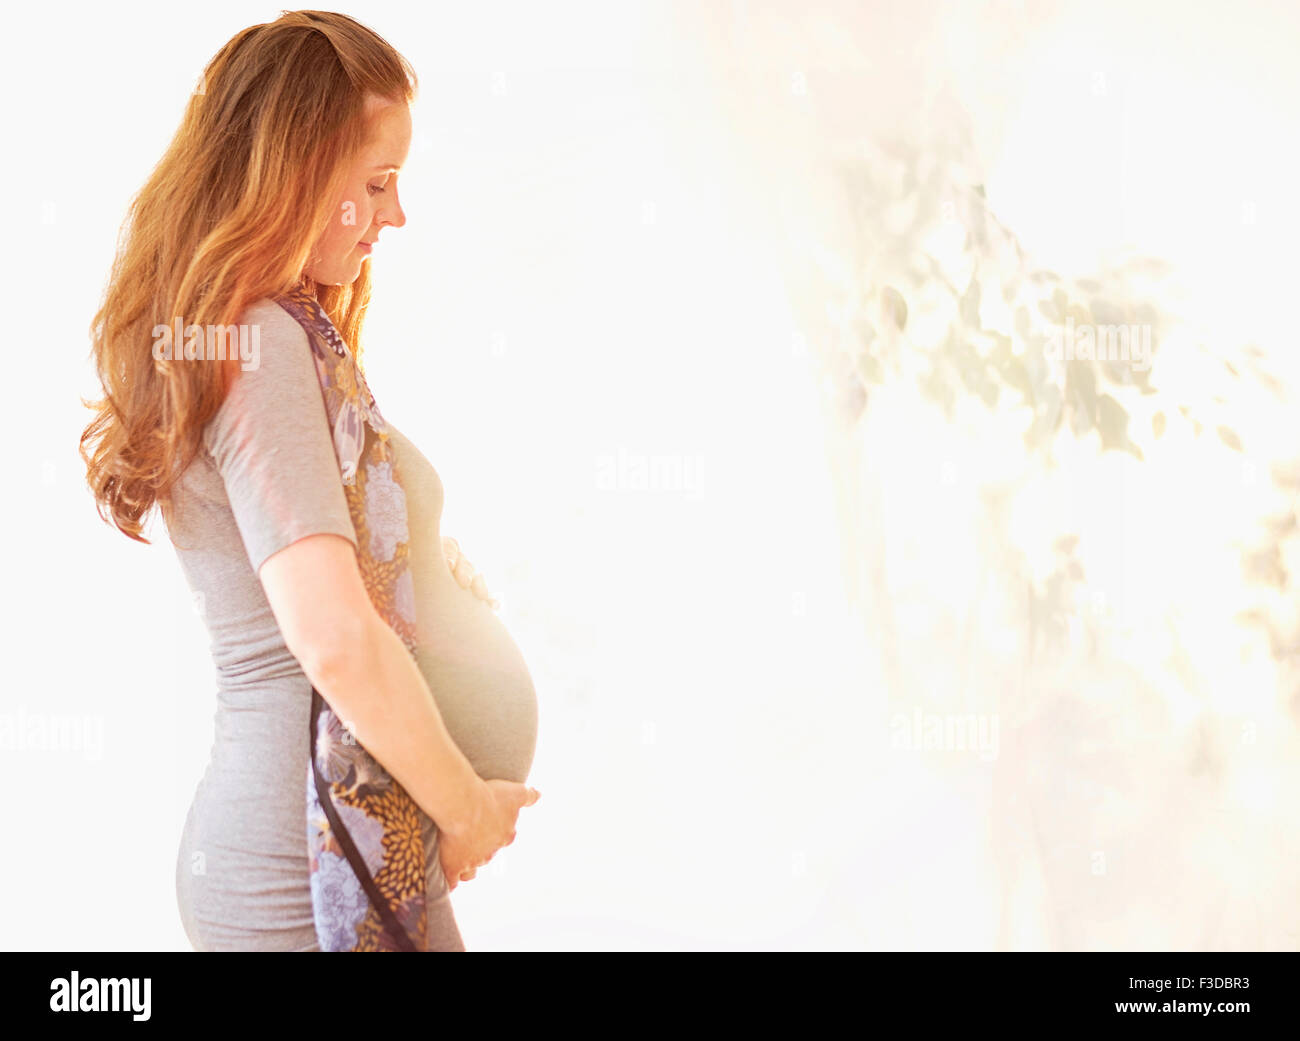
[80,10,417,544]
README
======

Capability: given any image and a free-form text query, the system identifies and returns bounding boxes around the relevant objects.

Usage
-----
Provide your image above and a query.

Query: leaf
[1090,298,1125,326]
[1241,544,1287,590]
[1098,394,1143,460]
[1270,460,1300,492]
[1066,303,1092,326]
[1041,382,1064,430]
[960,278,981,329]
[1022,334,1051,397]
[1153,411,1166,439]
[1218,426,1243,452]
[1070,398,1094,437]
[839,380,867,423]
[881,286,908,331]
[979,379,1000,409]
[1054,534,1079,554]
[996,355,1033,400]
[857,353,885,385]
[1024,386,1064,451]
[1100,358,1133,387]
[918,366,956,420]
[1097,394,1128,445]
[1067,360,1099,418]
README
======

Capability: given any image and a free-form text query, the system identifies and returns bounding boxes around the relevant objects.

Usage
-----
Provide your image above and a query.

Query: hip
[177,759,464,951]
[175,779,318,951]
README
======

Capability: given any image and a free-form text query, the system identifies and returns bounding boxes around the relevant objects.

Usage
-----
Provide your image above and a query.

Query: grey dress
[167,299,538,951]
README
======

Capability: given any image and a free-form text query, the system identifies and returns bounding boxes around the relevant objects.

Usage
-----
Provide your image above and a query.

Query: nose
[380,186,406,230]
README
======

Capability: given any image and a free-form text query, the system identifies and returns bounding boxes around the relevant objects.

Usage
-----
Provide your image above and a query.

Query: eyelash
[367,183,386,196]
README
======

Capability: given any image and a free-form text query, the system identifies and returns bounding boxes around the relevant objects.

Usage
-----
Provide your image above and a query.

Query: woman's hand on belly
[442,535,500,610]
[438,778,541,890]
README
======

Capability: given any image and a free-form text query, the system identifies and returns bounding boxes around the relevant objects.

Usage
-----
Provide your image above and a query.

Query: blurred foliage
[798,133,1295,684]
[817,138,1197,460]
[1241,462,1300,674]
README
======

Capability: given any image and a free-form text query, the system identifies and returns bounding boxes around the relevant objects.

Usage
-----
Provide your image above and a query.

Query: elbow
[292,611,381,700]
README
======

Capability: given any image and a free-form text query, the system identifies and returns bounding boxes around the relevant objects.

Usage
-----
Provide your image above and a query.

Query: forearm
[306,614,485,837]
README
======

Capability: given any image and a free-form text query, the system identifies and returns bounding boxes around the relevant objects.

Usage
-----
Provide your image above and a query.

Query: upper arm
[258,532,376,679]
[204,299,374,671]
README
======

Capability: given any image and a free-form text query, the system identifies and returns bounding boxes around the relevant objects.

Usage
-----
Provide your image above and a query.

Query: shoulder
[236,297,311,348]
[226,297,315,382]
[203,296,324,445]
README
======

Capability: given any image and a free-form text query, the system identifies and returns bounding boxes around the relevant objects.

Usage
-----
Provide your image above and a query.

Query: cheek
[315,213,345,252]
[343,201,368,239]
[323,195,371,247]
[346,199,377,240]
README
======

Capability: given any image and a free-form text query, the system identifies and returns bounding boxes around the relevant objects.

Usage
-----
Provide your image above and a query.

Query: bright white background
[3,1,1298,950]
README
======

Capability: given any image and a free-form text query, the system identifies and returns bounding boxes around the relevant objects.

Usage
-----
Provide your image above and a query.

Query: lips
[357,240,374,255]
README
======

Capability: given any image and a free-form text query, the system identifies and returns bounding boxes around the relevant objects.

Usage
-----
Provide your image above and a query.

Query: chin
[311,263,364,287]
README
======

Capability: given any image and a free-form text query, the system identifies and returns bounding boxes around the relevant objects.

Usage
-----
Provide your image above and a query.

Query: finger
[470,573,493,602]
[443,536,466,568]
[452,555,475,589]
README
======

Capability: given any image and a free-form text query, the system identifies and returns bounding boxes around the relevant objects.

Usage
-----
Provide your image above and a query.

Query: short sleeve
[204,298,358,575]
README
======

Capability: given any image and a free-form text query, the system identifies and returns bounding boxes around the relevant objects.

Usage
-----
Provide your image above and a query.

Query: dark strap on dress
[309,687,419,952]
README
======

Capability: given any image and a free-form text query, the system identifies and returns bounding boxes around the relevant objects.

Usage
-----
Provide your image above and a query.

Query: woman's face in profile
[305,96,412,286]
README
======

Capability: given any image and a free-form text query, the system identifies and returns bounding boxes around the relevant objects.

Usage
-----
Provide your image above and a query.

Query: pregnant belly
[412,577,539,784]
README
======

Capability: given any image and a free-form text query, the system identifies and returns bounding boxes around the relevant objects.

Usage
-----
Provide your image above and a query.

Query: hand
[441,535,500,610]
[438,779,541,890]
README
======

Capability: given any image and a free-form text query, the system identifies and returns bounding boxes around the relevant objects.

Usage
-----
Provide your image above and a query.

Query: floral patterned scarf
[274,280,437,951]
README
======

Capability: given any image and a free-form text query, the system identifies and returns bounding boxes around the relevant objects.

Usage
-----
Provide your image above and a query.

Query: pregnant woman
[78,11,539,950]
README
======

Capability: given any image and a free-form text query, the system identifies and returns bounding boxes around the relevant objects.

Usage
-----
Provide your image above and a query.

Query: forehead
[360,98,412,163]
